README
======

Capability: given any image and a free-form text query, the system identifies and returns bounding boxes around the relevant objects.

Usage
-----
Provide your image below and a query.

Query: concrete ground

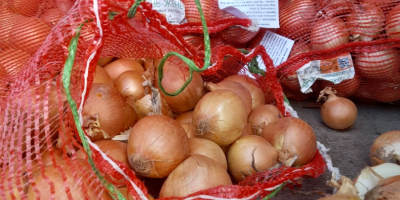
[272,99,400,200]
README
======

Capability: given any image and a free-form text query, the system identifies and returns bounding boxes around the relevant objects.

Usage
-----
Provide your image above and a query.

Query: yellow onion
[39,8,64,26]
[318,75,361,98]
[0,12,25,49]
[123,103,137,130]
[159,154,232,198]
[75,140,129,167]
[206,81,252,115]
[114,70,147,100]
[180,123,196,138]
[386,4,400,39]
[260,117,317,166]
[8,0,43,17]
[181,0,218,23]
[0,163,31,199]
[222,75,266,109]
[155,59,204,113]
[188,137,227,170]
[248,104,283,135]
[97,56,114,67]
[174,111,193,124]
[82,83,125,141]
[93,65,113,87]
[365,175,400,200]
[0,48,32,77]
[192,89,248,146]
[104,58,144,80]
[311,18,349,51]
[228,135,278,182]
[131,93,174,120]
[367,81,400,103]
[370,130,400,166]
[348,4,385,41]
[127,115,189,178]
[317,87,358,130]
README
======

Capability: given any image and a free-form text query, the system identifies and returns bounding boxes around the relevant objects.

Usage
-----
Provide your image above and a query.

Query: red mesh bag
[0,0,328,199]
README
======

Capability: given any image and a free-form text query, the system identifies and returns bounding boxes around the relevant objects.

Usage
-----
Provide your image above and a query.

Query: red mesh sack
[0,0,328,199]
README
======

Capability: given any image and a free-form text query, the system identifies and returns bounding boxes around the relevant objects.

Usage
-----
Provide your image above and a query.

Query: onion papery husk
[370,130,400,166]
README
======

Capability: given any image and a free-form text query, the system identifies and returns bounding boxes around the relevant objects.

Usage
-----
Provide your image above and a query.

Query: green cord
[127,0,145,18]
[239,49,266,77]
[262,182,286,200]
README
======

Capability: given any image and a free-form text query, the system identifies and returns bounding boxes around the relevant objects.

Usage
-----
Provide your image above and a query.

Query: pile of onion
[370,130,400,165]
[317,87,357,130]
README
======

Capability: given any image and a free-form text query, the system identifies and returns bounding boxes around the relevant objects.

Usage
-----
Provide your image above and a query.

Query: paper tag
[297,53,355,93]
[218,0,279,28]
[245,31,294,78]
[149,0,185,24]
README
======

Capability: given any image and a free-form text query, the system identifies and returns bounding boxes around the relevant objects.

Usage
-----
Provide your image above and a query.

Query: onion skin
[159,154,232,198]
[311,18,349,51]
[174,111,193,124]
[182,0,218,23]
[82,83,126,141]
[180,123,196,138]
[155,59,204,113]
[248,104,283,135]
[354,49,400,81]
[104,58,144,80]
[228,135,278,182]
[123,103,137,130]
[127,115,189,178]
[260,117,317,166]
[365,175,400,200]
[222,75,266,109]
[370,130,400,166]
[0,13,26,48]
[97,56,114,67]
[114,70,146,100]
[188,137,227,170]
[318,176,361,200]
[192,89,248,146]
[93,65,113,87]
[131,93,174,120]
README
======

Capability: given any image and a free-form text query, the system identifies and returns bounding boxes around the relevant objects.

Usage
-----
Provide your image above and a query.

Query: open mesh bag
[0,0,334,199]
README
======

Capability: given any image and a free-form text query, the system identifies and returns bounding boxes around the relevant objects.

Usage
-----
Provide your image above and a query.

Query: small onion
[354,48,400,81]
[174,111,193,124]
[248,104,283,135]
[131,93,174,120]
[159,154,232,198]
[317,87,358,130]
[192,89,248,146]
[370,130,400,166]
[82,83,125,141]
[180,123,196,138]
[318,75,361,98]
[228,135,278,182]
[311,18,349,51]
[260,117,317,166]
[348,4,385,41]
[93,65,113,87]
[386,4,400,39]
[104,58,144,80]
[97,56,114,67]
[206,81,253,115]
[222,75,266,109]
[155,59,204,113]
[188,137,227,170]
[127,115,189,178]
[114,70,147,100]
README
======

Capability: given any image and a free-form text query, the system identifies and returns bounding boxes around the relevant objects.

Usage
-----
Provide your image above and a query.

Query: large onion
[260,117,317,166]
[228,135,278,182]
[188,137,227,170]
[348,4,385,41]
[370,130,400,165]
[192,89,248,146]
[206,81,252,115]
[311,18,349,51]
[159,154,232,198]
[127,115,189,178]
[386,4,400,39]
[114,70,147,100]
[354,49,400,81]
[222,75,266,109]
[103,58,144,80]
[248,104,283,135]
[155,59,204,113]
[82,83,125,141]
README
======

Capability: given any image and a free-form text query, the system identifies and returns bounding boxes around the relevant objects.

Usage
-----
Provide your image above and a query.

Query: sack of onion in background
[247,0,400,104]
[0,0,329,199]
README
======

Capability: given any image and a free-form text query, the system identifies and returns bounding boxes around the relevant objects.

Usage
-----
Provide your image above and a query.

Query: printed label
[297,53,355,93]
[218,0,279,28]
[149,0,185,24]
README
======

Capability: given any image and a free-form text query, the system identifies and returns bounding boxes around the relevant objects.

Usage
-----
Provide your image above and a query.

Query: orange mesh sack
[262,0,400,103]
[0,0,329,199]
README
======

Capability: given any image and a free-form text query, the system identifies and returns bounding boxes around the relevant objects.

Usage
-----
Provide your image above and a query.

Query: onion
[317,87,357,130]
[8,0,43,17]
[260,117,317,166]
[228,135,278,182]
[174,111,193,124]
[320,0,354,19]
[354,48,400,81]
[75,140,129,167]
[26,159,113,200]
[0,12,25,49]
[222,75,266,109]
[155,59,204,113]
[8,17,51,54]
[354,163,400,200]
[192,89,248,146]
[370,130,400,165]
[82,83,125,141]
[54,0,74,14]
[365,175,400,200]
[93,65,113,87]
[127,115,189,178]
[386,4,400,39]
[188,137,227,170]
[248,104,283,135]
[123,103,137,130]
[310,18,349,51]
[118,187,154,200]
[114,70,147,100]
[367,81,400,103]
[39,8,64,26]
[180,123,196,138]
[182,0,218,23]
[159,154,232,198]
[0,48,32,77]
[97,56,114,67]
[0,163,31,199]
[206,81,253,115]
[318,75,361,97]
[131,93,174,120]
[318,175,361,200]
[103,58,144,80]
[348,4,385,41]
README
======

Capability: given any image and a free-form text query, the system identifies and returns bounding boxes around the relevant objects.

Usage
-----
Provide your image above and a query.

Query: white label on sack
[218,0,279,28]
[149,0,186,24]
[297,53,355,93]
[245,31,294,78]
